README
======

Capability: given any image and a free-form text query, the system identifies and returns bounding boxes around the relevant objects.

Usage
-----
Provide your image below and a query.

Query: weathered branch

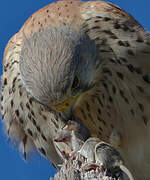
[50,151,118,180]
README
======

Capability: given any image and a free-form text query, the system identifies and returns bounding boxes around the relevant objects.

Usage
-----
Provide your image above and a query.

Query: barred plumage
[1,1,150,179]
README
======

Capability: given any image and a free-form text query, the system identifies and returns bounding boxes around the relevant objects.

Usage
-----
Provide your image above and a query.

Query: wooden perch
[51,137,134,180]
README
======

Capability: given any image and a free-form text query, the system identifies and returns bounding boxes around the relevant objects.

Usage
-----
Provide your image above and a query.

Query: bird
[1,0,150,179]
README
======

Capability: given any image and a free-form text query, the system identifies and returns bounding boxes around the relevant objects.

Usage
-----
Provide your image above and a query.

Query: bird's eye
[71,76,80,90]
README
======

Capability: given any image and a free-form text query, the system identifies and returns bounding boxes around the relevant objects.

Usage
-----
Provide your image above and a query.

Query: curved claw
[120,165,134,180]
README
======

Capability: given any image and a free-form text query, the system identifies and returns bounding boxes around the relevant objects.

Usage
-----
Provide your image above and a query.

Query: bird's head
[19,26,99,114]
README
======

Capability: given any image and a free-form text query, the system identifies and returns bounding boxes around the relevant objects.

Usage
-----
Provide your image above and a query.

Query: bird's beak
[55,95,80,112]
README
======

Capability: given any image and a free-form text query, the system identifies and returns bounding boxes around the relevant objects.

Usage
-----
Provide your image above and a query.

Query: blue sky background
[0,0,150,180]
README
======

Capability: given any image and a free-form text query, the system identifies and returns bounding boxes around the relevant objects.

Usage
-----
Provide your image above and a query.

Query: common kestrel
[1,0,150,179]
